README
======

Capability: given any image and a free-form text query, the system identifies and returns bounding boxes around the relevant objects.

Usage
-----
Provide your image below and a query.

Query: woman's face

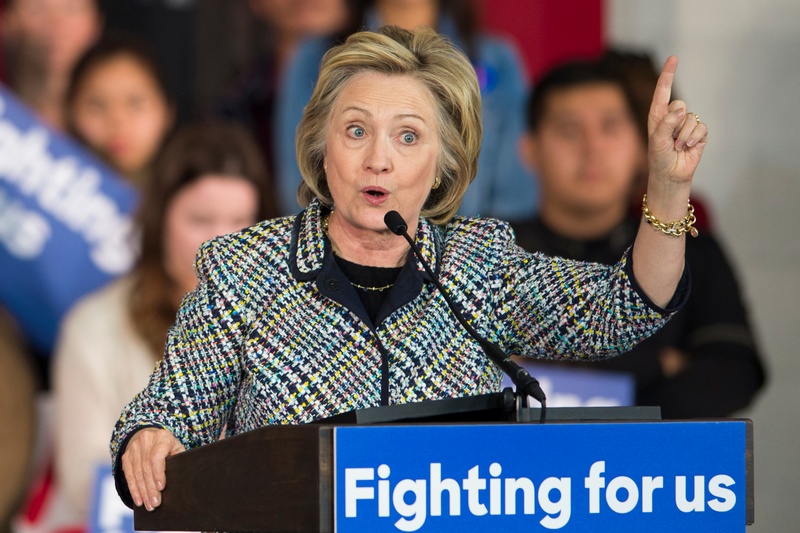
[324,71,440,235]
[70,54,172,179]
[163,175,260,296]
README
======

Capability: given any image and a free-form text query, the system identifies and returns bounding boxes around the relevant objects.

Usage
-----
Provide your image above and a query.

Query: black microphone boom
[384,211,547,417]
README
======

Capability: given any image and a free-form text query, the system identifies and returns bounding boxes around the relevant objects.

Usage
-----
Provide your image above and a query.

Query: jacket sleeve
[110,238,250,504]
[489,221,688,360]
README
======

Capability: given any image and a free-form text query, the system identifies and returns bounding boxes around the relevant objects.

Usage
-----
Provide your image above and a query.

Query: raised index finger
[648,55,678,134]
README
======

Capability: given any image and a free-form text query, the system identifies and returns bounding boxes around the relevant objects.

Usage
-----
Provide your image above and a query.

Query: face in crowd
[68,50,173,180]
[520,81,644,222]
[162,174,260,296]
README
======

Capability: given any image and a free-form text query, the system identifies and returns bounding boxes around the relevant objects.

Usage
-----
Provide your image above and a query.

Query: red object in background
[480,0,605,83]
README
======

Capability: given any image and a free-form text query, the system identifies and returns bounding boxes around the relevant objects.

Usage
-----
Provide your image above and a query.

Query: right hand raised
[120,427,185,511]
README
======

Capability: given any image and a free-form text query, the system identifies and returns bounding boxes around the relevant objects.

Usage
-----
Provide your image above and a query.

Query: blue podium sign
[334,421,748,532]
[0,85,137,352]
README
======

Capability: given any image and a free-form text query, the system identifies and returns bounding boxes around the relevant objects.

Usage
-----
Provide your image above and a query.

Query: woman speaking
[112,26,708,511]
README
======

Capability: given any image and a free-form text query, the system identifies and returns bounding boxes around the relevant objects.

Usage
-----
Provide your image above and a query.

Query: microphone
[384,211,546,420]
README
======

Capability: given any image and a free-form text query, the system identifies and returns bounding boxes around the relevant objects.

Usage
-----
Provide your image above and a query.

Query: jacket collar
[289,199,441,283]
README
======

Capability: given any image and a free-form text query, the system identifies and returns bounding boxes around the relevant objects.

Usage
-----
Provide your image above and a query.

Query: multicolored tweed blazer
[111,199,684,468]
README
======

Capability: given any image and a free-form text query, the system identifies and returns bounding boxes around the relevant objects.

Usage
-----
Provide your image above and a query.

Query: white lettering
[0,190,50,258]
[641,476,664,513]
[585,460,606,513]
[343,463,572,530]
[392,479,426,531]
[707,474,736,512]
[462,465,488,516]
[488,462,502,515]
[538,477,571,529]
[675,475,705,512]
[0,114,135,274]
[504,476,536,515]
[430,463,460,517]
[344,468,374,517]
[378,464,391,517]
[606,476,639,513]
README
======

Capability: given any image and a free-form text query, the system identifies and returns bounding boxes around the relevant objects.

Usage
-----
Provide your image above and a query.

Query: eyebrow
[341,106,428,124]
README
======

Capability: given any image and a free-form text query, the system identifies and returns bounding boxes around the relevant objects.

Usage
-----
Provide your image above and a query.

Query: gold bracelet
[641,194,699,238]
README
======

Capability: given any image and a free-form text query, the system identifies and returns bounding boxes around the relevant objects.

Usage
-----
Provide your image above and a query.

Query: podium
[133,395,753,532]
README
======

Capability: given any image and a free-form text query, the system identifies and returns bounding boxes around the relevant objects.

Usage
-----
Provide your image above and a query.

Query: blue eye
[350,126,365,138]
[401,132,417,144]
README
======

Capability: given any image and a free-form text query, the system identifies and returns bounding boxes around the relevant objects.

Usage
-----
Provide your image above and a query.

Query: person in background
[0,307,38,533]
[0,0,102,129]
[511,57,765,418]
[52,121,275,519]
[218,0,359,212]
[64,33,174,187]
[274,0,536,218]
[112,26,706,510]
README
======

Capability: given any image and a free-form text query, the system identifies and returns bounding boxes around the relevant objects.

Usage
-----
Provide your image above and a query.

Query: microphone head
[384,210,408,236]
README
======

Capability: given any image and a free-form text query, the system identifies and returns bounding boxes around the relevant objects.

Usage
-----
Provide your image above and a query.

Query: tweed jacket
[111,200,685,475]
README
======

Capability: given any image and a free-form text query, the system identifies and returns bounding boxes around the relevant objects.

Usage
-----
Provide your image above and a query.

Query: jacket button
[326,279,339,291]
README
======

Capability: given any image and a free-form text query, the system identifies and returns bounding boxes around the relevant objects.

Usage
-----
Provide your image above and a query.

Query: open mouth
[362,187,389,205]
[363,187,388,197]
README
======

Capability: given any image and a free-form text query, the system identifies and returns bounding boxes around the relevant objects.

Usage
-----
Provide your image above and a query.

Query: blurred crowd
[0,1,765,532]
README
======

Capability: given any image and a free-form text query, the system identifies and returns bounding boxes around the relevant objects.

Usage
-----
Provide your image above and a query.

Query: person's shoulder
[442,215,516,249]
[63,276,133,324]
[201,215,294,257]
[56,276,135,352]
[473,32,526,70]
[195,215,296,279]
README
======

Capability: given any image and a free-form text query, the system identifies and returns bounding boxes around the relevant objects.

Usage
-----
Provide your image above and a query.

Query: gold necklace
[322,212,394,292]
[351,281,394,292]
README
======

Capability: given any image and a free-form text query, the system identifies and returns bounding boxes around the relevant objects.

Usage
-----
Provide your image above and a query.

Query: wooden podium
[133,395,753,532]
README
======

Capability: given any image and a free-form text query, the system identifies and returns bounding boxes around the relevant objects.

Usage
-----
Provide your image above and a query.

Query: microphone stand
[384,211,547,423]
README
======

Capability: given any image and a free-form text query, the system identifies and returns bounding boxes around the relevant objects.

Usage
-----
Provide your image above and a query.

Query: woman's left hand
[647,55,709,189]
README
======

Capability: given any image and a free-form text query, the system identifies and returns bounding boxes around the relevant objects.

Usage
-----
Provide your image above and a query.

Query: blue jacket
[274,18,538,219]
[111,201,685,497]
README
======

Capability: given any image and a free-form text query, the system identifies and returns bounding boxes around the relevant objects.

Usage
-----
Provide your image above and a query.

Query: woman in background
[53,121,275,519]
[64,33,174,187]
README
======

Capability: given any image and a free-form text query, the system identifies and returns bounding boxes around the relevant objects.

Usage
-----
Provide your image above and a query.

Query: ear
[517,132,540,174]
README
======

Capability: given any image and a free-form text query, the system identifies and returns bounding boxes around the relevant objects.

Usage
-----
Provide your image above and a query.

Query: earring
[432,176,441,189]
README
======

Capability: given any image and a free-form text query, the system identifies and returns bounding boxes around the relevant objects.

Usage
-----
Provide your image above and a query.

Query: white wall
[608,0,800,529]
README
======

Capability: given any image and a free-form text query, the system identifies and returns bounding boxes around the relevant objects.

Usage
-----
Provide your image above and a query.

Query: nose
[364,137,392,175]
[583,127,606,159]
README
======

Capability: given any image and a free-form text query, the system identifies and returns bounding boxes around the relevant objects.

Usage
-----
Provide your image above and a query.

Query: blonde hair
[296,25,482,224]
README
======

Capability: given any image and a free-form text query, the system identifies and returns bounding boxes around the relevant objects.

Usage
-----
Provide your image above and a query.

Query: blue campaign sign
[0,85,138,353]
[502,360,635,408]
[334,421,748,532]
[89,464,138,533]
[89,465,191,533]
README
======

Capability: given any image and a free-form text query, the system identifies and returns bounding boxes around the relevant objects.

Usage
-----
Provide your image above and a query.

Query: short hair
[526,59,639,136]
[295,25,482,225]
[130,120,276,356]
